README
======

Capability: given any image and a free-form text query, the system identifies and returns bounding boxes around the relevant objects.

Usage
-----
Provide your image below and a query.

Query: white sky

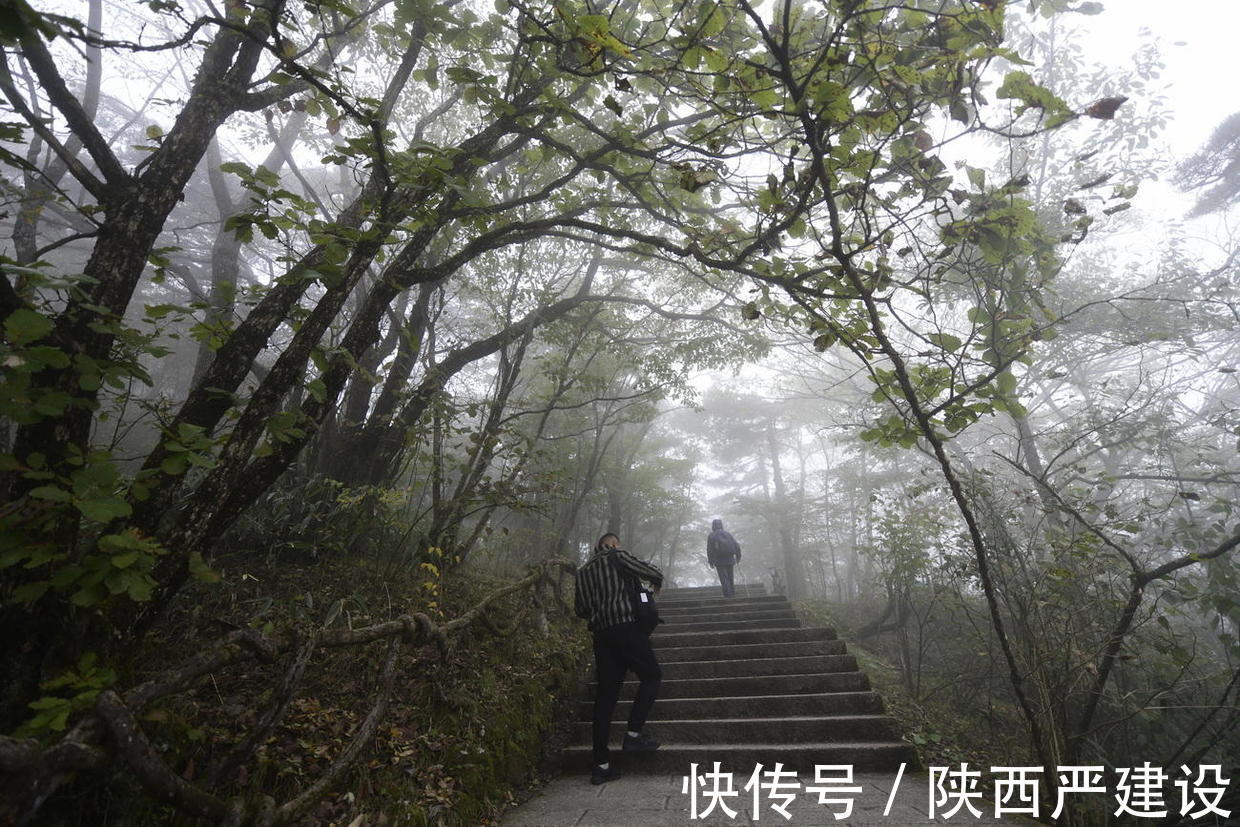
[1078,0,1240,156]
[1063,1,1240,266]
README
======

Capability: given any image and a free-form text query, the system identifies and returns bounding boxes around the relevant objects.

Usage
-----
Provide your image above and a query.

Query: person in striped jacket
[574,532,664,785]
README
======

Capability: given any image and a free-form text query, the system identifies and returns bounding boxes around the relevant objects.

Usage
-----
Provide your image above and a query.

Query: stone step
[656,617,798,634]
[656,638,847,662]
[576,716,901,744]
[598,672,871,699]
[659,584,767,600]
[593,691,887,722]
[657,615,800,633]
[658,606,794,622]
[562,741,916,773]
[654,594,788,612]
[652,626,836,649]
[654,602,798,619]
[656,654,859,680]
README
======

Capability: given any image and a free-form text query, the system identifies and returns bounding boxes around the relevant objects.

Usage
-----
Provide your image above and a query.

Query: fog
[2,0,1236,821]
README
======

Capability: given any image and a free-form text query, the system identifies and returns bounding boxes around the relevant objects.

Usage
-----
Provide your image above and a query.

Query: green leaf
[0,548,30,568]
[70,582,108,607]
[186,452,217,469]
[704,47,729,74]
[949,98,970,124]
[24,346,71,369]
[111,551,140,569]
[4,308,53,344]
[995,71,1074,126]
[13,581,50,603]
[76,497,132,523]
[189,551,221,584]
[699,3,726,38]
[144,303,183,320]
[177,423,207,441]
[161,454,188,475]
[29,485,72,503]
[105,570,132,595]
[424,52,439,90]
[33,390,72,416]
[812,332,836,352]
[125,576,154,602]
[446,66,482,84]
[49,563,84,587]
[927,333,963,352]
[26,696,73,733]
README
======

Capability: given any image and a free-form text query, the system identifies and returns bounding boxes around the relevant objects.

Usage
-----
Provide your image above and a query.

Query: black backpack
[713,530,741,560]
[607,552,662,635]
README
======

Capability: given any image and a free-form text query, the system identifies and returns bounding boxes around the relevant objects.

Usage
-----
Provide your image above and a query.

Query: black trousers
[591,621,662,765]
[716,562,735,597]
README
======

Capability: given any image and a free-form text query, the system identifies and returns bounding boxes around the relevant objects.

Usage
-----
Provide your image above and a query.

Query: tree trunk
[9,1,277,491]
[767,422,806,599]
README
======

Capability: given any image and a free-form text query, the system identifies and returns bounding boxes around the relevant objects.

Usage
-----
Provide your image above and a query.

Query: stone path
[504,770,1034,825]
[504,584,1029,824]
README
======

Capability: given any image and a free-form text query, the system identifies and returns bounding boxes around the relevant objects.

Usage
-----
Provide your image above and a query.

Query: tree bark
[8,0,278,489]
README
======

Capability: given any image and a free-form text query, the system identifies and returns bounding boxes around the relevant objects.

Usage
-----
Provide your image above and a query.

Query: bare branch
[10,35,129,187]
[0,48,108,198]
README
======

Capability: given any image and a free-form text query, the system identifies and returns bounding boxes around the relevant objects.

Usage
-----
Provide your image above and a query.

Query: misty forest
[0,0,1237,823]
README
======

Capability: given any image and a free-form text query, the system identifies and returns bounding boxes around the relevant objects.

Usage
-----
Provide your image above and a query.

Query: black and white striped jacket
[574,548,664,632]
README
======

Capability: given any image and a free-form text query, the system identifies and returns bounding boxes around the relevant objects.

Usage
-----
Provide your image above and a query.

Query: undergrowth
[39,554,588,826]
[794,598,1033,772]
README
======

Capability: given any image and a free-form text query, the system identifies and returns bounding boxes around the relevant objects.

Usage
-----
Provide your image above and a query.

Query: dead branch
[210,629,320,789]
[443,565,545,634]
[128,627,280,709]
[317,612,443,651]
[272,636,401,825]
[478,601,529,637]
[96,690,233,821]
[5,716,110,822]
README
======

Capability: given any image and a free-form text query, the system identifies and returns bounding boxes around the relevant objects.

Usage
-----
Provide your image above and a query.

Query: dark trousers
[591,622,662,765]
[716,562,735,597]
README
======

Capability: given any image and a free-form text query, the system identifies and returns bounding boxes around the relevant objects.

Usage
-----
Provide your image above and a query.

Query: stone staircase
[565,583,916,774]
